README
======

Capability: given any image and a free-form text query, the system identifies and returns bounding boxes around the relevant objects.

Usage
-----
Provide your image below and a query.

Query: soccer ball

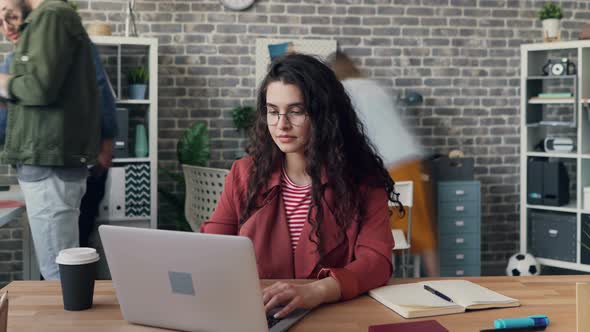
[506,253,541,276]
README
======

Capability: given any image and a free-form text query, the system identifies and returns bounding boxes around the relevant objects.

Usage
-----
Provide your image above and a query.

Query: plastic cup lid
[55,247,100,265]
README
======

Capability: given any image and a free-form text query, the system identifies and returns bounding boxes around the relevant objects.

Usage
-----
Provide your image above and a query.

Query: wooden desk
[1,275,585,331]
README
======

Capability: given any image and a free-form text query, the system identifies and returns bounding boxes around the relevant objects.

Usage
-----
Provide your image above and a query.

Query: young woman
[202,53,402,318]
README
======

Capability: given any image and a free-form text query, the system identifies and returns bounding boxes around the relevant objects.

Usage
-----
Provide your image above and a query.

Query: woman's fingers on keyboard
[273,298,301,318]
[264,284,297,312]
[262,281,291,305]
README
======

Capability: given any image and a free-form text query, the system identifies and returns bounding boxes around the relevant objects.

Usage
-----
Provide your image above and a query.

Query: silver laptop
[98,225,309,332]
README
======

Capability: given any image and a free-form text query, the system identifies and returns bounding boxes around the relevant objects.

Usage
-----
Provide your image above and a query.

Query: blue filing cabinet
[438,181,481,277]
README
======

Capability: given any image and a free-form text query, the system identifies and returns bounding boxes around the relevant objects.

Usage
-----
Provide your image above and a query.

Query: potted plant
[539,2,563,42]
[232,106,256,132]
[176,122,211,166]
[127,66,148,99]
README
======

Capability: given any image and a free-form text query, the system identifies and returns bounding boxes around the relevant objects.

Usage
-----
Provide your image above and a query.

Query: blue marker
[494,315,549,329]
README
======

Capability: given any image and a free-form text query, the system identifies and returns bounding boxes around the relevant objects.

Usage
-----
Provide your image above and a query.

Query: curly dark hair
[241,53,403,255]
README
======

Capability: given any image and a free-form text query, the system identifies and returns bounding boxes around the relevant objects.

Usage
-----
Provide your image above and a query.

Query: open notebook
[369,280,520,319]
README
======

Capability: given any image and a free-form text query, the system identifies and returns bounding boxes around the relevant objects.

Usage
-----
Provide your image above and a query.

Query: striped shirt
[281,167,312,251]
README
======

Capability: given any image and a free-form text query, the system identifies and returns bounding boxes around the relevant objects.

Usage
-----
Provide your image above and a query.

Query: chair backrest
[389,181,413,208]
[182,165,229,232]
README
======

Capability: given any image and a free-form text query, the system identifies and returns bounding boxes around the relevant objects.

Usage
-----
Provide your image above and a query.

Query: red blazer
[201,157,394,300]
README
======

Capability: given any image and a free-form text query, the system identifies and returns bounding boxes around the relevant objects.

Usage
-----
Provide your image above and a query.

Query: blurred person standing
[0,0,100,280]
[329,52,439,277]
[78,43,117,248]
[0,0,118,249]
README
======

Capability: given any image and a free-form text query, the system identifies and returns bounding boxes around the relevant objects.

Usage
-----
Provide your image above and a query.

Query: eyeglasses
[265,111,308,126]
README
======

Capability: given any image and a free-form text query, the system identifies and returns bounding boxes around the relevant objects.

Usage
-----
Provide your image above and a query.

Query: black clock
[542,58,576,76]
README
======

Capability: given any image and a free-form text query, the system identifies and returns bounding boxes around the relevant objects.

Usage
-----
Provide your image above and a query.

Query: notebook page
[370,283,460,308]
[420,280,518,308]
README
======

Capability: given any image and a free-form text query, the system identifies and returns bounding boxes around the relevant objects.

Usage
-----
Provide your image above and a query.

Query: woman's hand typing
[262,277,341,319]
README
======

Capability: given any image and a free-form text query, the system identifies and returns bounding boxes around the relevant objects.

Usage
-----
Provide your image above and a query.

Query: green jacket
[2,0,100,167]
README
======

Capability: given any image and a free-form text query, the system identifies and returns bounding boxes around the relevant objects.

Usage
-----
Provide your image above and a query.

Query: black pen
[423,284,453,303]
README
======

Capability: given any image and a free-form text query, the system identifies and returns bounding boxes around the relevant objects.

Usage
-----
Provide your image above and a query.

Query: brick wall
[1,0,590,283]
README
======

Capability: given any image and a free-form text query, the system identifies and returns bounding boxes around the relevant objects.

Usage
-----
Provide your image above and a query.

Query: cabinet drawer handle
[455,190,465,196]
[455,220,464,227]
[456,238,465,244]
[455,270,464,276]
[548,229,559,237]
[456,254,465,260]
[455,205,465,212]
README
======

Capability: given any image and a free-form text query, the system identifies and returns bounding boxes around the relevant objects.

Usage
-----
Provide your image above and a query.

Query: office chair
[182,165,229,232]
[390,181,421,278]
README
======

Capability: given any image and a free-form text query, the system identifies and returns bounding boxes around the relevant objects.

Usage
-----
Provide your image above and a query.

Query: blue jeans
[19,173,86,280]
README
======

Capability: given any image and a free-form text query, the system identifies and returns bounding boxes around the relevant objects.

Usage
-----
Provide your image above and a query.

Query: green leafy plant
[177,122,210,165]
[127,66,149,85]
[158,122,210,231]
[538,2,563,20]
[232,106,256,132]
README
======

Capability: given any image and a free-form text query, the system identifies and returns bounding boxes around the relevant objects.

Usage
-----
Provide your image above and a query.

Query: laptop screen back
[99,225,268,332]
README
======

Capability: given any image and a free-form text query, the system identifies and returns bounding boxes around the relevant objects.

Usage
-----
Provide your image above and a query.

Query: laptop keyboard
[266,314,282,328]
[266,307,310,331]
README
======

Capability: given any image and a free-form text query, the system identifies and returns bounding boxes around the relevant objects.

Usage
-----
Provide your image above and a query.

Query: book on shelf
[368,280,520,319]
[537,92,573,98]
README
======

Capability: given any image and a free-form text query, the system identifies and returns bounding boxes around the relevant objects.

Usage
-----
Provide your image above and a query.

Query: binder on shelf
[99,167,126,220]
[124,164,151,217]
[527,159,544,205]
[99,165,151,220]
[526,159,569,207]
[113,108,129,158]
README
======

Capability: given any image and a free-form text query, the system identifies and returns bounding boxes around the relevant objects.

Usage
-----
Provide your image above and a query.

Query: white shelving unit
[112,157,150,163]
[526,152,577,159]
[117,99,151,105]
[520,40,590,272]
[92,36,158,229]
